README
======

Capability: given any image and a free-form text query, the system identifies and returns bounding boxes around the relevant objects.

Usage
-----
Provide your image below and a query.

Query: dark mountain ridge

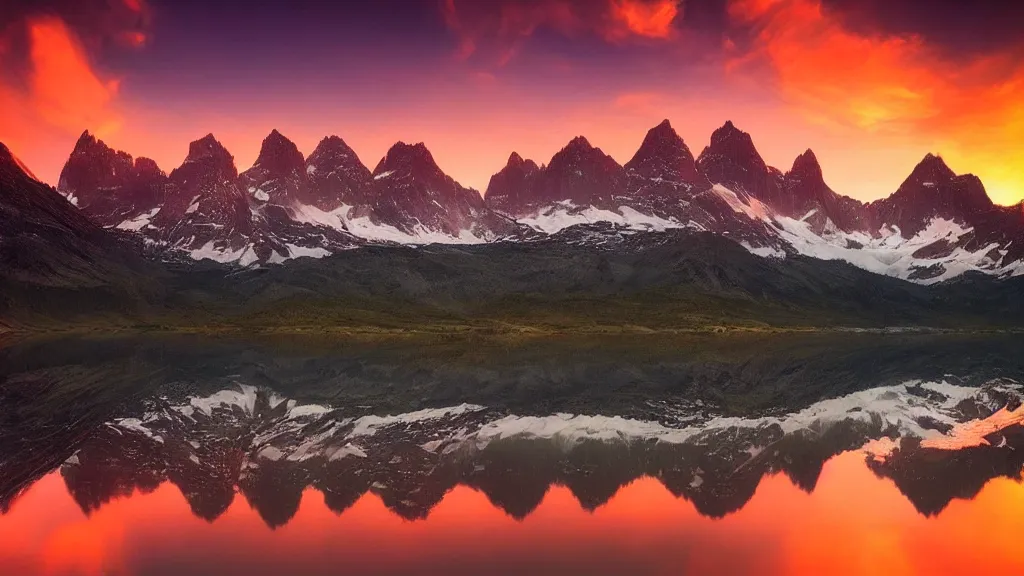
[0,142,166,328]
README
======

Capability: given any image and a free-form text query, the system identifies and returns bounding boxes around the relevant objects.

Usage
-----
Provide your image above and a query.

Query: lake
[2,333,1023,575]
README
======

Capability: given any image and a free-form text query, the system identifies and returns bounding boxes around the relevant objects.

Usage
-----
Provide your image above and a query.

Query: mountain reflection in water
[2,333,1024,575]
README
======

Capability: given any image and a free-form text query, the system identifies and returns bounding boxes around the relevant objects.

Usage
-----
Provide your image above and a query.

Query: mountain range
[3,120,1024,331]
[51,120,1024,283]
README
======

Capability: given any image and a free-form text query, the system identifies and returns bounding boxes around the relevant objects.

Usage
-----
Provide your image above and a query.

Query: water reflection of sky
[2,450,1023,576]
[4,334,1024,575]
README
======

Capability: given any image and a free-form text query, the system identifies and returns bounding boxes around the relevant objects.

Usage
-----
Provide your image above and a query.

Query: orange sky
[1,0,1022,205]
[1,451,1022,575]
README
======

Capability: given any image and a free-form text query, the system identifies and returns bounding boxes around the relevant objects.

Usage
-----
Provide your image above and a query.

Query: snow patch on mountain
[266,244,333,264]
[348,404,486,437]
[189,241,259,267]
[285,244,332,259]
[185,384,276,417]
[700,187,1019,284]
[290,202,490,245]
[115,207,159,231]
[248,186,270,202]
[711,184,771,222]
[774,216,1012,284]
[741,242,785,259]
[517,201,691,234]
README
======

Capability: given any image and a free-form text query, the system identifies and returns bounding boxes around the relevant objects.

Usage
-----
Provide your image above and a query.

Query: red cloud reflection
[3,453,1024,575]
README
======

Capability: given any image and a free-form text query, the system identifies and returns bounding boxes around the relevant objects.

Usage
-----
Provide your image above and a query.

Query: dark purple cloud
[821,0,1024,57]
[0,0,150,51]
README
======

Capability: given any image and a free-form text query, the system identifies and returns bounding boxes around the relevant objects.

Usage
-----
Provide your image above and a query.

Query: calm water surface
[1,334,1023,575]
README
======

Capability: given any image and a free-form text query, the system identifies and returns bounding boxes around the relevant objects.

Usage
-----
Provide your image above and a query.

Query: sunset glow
[1,0,1022,204]
[4,4,1024,572]
[2,451,1023,575]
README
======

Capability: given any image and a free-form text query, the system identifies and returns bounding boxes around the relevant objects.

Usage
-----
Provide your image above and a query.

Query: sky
[1,0,1022,205]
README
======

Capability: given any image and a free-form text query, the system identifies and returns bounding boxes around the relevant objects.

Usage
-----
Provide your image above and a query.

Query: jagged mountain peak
[69,130,122,161]
[133,157,164,177]
[505,134,627,211]
[484,151,543,215]
[374,141,441,176]
[790,149,823,181]
[187,133,229,158]
[551,135,618,166]
[871,153,998,239]
[369,141,514,239]
[778,147,872,232]
[643,119,678,142]
[625,119,704,186]
[706,120,762,162]
[0,142,35,180]
[504,151,539,171]
[564,135,595,152]
[253,129,304,175]
[73,130,98,150]
[697,120,777,205]
[312,135,355,154]
[628,120,684,158]
[301,134,373,211]
[639,119,682,145]
[181,134,237,178]
[904,153,955,187]
[0,141,15,165]
[710,120,742,143]
[57,131,144,215]
[307,135,365,171]
[948,173,995,209]
[0,142,43,184]
[391,141,430,154]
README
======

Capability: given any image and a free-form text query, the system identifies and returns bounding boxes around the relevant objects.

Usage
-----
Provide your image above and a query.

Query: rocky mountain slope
[0,142,164,328]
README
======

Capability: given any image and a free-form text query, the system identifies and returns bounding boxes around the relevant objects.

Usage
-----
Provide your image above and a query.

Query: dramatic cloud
[1,0,1019,205]
[0,18,121,148]
[0,0,150,184]
[726,0,1024,204]
[820,0,1024,58]
[609,0,681,39]
[441,0,683,63]
[25,17,122,134]
[0,0,152,51]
